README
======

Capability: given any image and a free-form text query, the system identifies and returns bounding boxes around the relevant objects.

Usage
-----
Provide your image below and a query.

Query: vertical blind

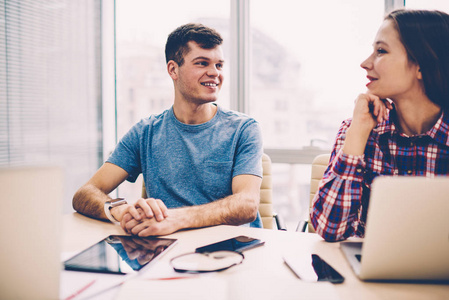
[0,0,102,212]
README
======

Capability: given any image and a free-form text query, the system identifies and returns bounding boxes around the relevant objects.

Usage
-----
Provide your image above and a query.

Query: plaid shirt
[311,109,449,241]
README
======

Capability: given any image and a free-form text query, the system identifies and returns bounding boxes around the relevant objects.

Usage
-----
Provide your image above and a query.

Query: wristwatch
[104,198,128,224]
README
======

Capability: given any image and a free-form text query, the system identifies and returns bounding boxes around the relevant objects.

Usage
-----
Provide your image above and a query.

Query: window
[0,0,102,213]
[250,0,384,150]
[250,0,385,226]
[405,0,449,11]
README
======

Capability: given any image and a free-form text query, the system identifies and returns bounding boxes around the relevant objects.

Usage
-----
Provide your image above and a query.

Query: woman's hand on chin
[351,93,392,132]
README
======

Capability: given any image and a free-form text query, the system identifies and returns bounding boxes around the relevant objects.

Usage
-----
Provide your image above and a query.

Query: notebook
[341,176,449,281]
[0,166,63,299]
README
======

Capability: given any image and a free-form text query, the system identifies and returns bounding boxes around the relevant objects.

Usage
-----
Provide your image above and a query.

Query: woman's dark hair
[165,23,223,66]
[386,9,449,112]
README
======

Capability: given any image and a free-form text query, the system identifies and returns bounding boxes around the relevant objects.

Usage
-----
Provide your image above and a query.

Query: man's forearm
[72,183,112,220]
[122,191,259,237]
[176,192,259,229]
[72,163,131,222]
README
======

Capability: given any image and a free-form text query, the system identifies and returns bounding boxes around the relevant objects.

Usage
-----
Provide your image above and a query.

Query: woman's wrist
[342,125,370,156]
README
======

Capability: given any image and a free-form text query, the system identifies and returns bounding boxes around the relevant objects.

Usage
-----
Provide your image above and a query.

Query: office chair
[296,153,331,233]
[260,153,286,230]
[141,153,286,230]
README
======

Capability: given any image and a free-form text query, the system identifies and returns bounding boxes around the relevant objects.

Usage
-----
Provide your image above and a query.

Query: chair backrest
[259,153,274,229]
[308,153,331,233]
[142,153,275,229]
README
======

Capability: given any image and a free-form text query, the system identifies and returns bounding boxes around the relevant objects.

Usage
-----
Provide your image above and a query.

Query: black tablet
[64,235,177,275]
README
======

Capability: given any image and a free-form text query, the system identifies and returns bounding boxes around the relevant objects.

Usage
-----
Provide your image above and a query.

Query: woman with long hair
[311,9,449,242]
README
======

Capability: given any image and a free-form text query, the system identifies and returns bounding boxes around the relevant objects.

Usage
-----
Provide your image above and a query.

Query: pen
[148,276,199,281]
[64,279,96,300]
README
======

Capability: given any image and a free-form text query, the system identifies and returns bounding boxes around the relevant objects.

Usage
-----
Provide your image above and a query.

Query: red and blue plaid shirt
[311,109,449,241]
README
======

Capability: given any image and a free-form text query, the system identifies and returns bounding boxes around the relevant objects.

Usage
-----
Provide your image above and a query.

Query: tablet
[64,235,177,275]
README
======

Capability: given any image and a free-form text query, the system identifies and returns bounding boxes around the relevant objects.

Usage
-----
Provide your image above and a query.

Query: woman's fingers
[354,93,391,125]
[383,98,394,113]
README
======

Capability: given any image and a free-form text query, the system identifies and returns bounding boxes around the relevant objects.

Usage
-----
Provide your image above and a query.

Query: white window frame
[102,0,117,161]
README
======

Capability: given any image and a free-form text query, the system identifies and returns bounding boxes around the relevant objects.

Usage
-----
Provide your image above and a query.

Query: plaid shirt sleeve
[310,119,367,241]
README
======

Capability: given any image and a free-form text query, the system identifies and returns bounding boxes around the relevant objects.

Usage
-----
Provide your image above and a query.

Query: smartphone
[195,235,265,253]
[311,254,345,283]
[283,253,344,284]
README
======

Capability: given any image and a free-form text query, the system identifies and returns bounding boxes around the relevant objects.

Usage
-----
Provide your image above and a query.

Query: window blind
[0,0,102,212]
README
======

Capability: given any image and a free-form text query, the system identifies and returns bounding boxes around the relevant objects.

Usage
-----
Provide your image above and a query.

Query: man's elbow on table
[233,193,259,225]
[245,196,259,223]
[72,184,104,220]
[72,187,87,214]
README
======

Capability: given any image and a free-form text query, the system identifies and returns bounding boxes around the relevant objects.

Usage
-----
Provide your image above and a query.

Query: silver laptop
[0,166,63,299]
[341,176,449,281]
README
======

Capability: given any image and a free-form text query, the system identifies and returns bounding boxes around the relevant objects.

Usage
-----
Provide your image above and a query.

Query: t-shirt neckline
[169,104,220,132]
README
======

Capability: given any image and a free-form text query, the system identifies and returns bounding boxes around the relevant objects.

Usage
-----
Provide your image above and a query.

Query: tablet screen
[64,235,177,275]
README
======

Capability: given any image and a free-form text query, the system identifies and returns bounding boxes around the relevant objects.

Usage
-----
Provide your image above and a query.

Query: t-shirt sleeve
[232,119,263,178]
[106,122,143,183]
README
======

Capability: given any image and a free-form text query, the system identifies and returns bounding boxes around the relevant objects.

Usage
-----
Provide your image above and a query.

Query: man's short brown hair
[165,23,223,66]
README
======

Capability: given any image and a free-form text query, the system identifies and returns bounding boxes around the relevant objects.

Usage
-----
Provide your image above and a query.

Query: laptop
[341,176,449,282]
[0,166,63,299]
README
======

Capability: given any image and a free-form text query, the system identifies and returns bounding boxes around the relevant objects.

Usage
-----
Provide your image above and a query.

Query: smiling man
[73,23,264,236]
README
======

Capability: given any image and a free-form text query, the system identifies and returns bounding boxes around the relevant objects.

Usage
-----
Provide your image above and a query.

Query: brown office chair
[141,153,286,230]
[297,153,331,232]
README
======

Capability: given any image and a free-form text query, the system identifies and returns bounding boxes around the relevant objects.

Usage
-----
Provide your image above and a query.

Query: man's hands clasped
[119,198,170,236]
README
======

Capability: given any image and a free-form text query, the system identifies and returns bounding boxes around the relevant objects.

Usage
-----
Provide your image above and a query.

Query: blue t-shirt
[107,105,263,227]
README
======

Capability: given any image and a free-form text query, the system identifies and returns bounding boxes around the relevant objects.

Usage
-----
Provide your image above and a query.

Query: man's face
[172,41,224,105]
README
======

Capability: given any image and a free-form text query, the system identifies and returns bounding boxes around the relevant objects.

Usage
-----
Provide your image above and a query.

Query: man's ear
[167,60,178,80]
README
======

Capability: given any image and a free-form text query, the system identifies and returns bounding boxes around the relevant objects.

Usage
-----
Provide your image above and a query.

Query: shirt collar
[373,108,449,147]
[427,111,449,146]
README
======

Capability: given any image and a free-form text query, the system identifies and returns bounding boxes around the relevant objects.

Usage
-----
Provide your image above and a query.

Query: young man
[73,23,263,236]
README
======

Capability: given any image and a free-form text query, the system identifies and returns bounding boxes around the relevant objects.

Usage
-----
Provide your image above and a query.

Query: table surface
[62,213,449,300]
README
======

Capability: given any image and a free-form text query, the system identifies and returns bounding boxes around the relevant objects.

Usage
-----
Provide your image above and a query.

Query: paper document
[116,277,227,300]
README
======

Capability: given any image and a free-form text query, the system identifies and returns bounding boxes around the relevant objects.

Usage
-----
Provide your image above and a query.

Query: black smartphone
[311,254,345,283]
[195,235,265,253]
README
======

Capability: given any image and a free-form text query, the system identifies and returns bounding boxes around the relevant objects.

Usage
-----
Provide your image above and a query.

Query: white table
[62,213,449,300]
